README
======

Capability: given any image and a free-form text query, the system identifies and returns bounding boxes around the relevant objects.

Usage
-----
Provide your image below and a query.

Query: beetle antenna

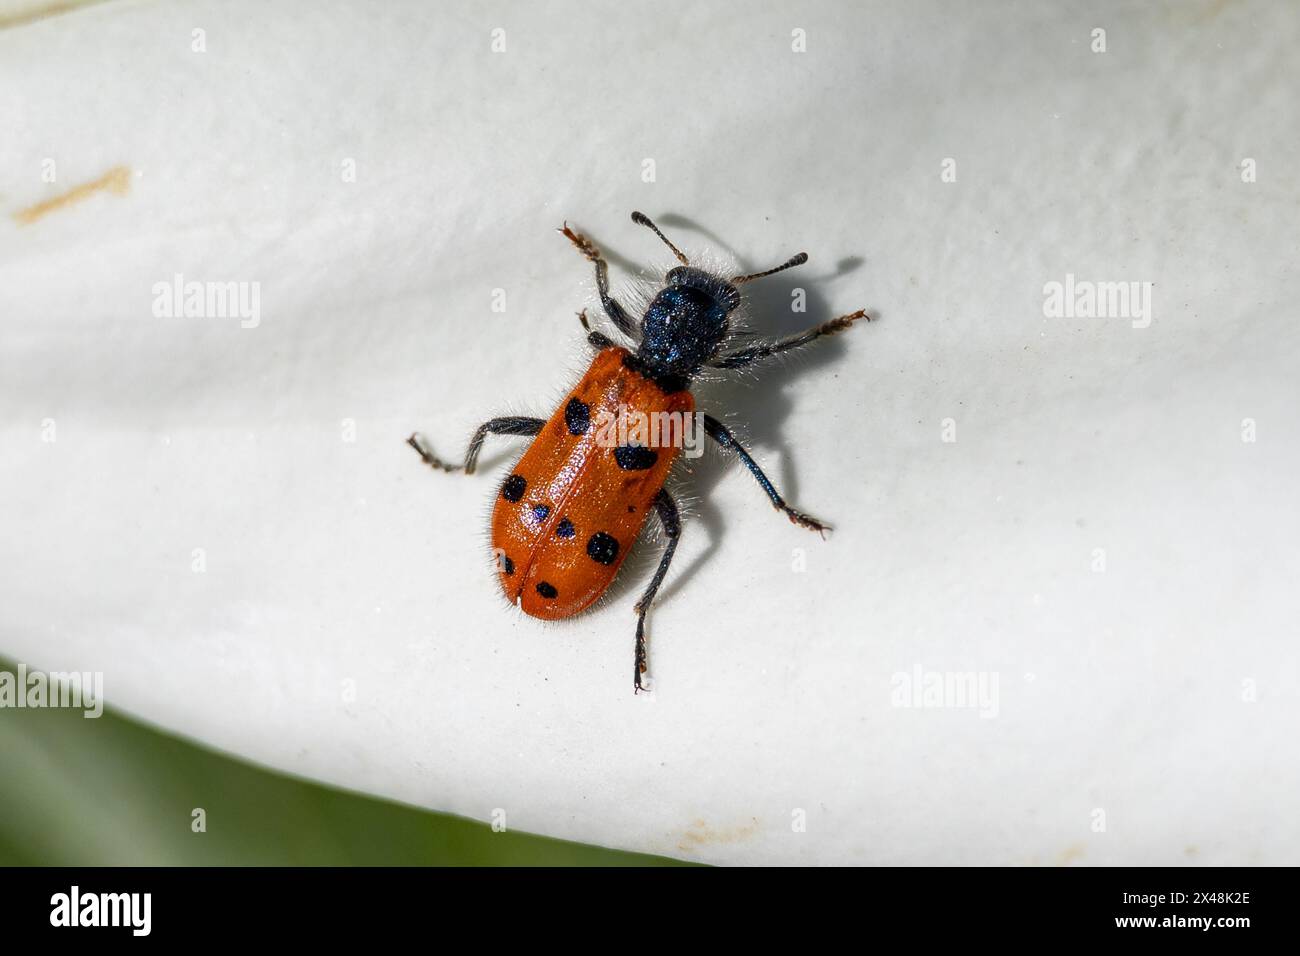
[731,252,808,285]
[631,211,689,266]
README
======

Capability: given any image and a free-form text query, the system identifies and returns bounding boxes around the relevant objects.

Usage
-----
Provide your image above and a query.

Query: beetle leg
[407,416,544,475]
[708,309,869,370]
[578,309,616,350]
[558,222,638,339]
[702,414,831,536]
[633,489,681,694]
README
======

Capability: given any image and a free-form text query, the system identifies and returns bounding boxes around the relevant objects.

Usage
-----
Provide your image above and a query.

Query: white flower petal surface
[2,0,1297,864]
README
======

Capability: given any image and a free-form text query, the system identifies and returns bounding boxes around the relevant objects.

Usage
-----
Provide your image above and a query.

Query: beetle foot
[785,507,831,538]
[407,433,459,473]
[822,309,870,335]
[558,221,601,262]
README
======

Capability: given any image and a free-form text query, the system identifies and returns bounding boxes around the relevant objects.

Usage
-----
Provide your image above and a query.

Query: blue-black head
[630,211,807,386]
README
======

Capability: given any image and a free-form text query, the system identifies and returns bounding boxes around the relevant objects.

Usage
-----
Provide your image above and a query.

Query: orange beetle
[409,212,867,692]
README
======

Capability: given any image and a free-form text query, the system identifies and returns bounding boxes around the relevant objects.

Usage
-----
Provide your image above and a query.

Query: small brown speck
[14,164,131,225]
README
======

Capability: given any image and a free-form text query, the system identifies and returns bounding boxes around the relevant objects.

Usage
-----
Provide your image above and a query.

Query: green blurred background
[0,658,685,866]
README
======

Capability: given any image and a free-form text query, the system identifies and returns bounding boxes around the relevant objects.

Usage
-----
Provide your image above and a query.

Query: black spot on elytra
[531,504,550,523]
[614,444,658,470]
[556,517,575,539]
[501,474,526,501]
[586,531,619,565]
[498,554,515,576]
[627,505,635,513]
[536,581,558,599]
[565,397,590,435]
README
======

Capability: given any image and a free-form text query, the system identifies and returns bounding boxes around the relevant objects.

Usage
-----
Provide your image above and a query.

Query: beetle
[408,211,868,692]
